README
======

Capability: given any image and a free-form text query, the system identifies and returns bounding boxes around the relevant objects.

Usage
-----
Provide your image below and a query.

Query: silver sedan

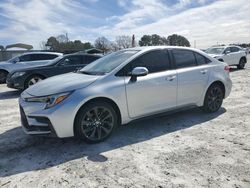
[19,46,232,143]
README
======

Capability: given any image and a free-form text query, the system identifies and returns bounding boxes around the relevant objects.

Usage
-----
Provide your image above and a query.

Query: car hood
[25,72,100,96]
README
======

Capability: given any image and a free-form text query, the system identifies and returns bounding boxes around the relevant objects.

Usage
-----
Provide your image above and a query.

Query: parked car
[0,52,63,83]
[19,46,232,143]
[205,45,247,69]
[7,53,101,90]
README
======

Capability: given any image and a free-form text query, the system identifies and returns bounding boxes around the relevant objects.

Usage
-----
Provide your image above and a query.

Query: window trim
[115,49,172,77]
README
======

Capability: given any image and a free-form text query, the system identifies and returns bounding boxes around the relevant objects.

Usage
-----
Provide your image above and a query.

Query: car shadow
[0,90,21,100]
[0,107,226,177]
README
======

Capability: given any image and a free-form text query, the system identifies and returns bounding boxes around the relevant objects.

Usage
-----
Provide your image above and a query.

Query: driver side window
[121,50,170,76]
[224,47,231,54]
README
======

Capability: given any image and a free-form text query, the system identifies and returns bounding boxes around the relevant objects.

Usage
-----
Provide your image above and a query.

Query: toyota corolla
[19,46,232,143]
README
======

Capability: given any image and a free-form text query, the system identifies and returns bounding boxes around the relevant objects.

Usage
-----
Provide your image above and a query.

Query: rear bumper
[224,77,232,99]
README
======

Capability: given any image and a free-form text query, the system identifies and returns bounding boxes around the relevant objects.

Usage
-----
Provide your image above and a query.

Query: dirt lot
[0,58,249,188]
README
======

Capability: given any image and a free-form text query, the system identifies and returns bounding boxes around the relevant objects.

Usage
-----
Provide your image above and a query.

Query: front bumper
[18,90,85,138]
[6,75,25,90]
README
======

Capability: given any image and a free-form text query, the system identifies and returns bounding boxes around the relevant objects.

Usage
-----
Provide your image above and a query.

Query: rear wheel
[237,58,246,69]
[202,84,224,113]
[75,101,118,143]
[0,70,8,84]
[25,75,44,89]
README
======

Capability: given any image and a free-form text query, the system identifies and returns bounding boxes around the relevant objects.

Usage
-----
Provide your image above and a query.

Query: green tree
[45,35,93,52]
[167,34,190,47]
[139,34,168,46]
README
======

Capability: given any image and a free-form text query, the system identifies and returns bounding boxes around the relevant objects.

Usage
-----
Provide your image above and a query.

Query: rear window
[173,50,196,68]
[194,52,211,65]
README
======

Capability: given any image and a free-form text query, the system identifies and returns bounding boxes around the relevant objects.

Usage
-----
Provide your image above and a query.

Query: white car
[19,46,232,143]
[205,46,247,69]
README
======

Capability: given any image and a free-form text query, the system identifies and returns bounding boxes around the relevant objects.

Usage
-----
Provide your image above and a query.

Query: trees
[94,37,111,53]
[167,34,190,47]
[44,35,93,52]
[115,35,132,49]
[139,34,190,47]
[139,34,168,46]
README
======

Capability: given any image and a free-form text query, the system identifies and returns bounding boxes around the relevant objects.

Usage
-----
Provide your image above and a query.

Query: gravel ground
[0,58,249,188]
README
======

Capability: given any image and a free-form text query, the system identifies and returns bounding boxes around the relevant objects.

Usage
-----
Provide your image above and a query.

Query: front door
[123,50,177,118]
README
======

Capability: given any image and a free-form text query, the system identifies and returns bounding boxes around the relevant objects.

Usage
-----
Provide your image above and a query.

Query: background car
[19,46,232,143]
[7,53,102,90]
[0,52,63,83]
[205,45,247,69]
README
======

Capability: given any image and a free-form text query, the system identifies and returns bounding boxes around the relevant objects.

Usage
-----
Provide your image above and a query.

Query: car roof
[21,52,63,56]
[64,53,103,58]
[124,46,205,54]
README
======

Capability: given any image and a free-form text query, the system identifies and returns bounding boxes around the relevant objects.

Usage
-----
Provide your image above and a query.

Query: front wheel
[74,101,118,143]
[25,75,44,89]
[202,84,224,113]
[237,58,246,69]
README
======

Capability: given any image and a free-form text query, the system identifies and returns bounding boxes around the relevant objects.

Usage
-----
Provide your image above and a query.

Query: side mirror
[131,67,149,77]
[224,50,230,55]
[130,67,148,82]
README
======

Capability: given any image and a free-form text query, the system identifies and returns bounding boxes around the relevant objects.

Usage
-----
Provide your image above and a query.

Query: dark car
[0,52,63,83]
[7,53,101,90]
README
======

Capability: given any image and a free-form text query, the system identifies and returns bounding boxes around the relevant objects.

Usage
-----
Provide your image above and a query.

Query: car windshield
[80,50,139,75]
[205,47,225,54]
[7,56,21,63]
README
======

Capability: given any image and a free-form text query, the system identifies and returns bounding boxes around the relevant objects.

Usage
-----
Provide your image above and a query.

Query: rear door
[222,47,234,65]
[172,49,210,106]
[123,49,177,118]
[230,47,241,64]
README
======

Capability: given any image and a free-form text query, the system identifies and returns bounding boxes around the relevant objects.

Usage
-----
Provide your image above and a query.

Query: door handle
[166,75,176,81]
[200,69,207,74]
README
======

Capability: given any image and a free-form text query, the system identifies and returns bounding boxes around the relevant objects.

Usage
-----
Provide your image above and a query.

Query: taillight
[224,65,230,72]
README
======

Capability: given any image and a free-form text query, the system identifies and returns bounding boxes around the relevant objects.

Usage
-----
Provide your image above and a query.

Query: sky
[0,0,249,49]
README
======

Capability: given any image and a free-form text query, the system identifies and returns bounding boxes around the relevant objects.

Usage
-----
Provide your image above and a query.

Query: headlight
[11,72,26,78]
[25,92,72,109]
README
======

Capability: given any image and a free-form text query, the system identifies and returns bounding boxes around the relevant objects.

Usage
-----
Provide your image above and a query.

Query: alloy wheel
[28,76,43,87]
[80,106,114,141]
[207,86,223,112]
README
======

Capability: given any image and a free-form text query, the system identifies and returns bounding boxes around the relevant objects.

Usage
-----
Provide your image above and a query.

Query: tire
[237,58,246,69]
[24,75,44,89]
[0,70,8,84]
[74,101,118,143]
[202,84,224,113]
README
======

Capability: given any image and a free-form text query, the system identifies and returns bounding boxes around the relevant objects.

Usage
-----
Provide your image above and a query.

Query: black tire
[74,101,118,143]
[0,70,8,84]
[237,58,246,69]
[202,84,224,113]
[24,75,44,89]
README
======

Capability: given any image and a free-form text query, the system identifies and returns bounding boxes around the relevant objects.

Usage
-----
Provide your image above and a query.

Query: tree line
[41,33,191,53]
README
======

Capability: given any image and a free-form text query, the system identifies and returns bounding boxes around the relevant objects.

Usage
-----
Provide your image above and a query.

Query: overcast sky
[0,0,249,49]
